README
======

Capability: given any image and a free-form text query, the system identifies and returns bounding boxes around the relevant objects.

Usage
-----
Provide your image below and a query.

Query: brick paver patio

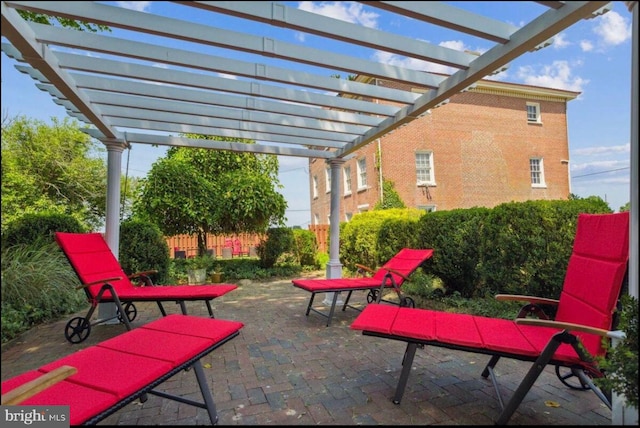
[1,273,612,425]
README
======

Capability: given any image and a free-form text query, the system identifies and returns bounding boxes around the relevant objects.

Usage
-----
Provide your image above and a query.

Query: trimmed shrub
[119,219,170,284]
[2,212,85,249]
[292,228,319,268]
[256,227,294,268]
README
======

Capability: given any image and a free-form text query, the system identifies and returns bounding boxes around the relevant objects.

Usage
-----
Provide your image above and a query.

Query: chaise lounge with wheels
[350,212,629,424]
[1,314,244,425]
[292,248,434,326]
[55,232,238,344]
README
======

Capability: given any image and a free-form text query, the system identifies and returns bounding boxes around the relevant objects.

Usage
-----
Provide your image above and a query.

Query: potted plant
[595,294,638,424]
[209,264,223,283]
[186,255,211,285]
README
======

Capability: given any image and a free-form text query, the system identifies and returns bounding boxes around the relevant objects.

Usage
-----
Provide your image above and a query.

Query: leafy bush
[119,219,170,284]
[291,229,319,268]
[256,227,294,268]
[2,212,85,249]
[595,294,638,409]
[1,240,87,343]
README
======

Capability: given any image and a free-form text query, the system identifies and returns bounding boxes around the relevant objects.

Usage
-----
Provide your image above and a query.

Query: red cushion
[140,314,244,343]
[349,304,399,334]
[96,328,213,366]
[38,347,173,399]
[1,371,118,426]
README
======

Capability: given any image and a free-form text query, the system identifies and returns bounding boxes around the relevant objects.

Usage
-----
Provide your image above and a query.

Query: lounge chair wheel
[400,296,415,308]
[117,302,138,323]
[65,317,91,344]
[367,289,379,303]
[555,365,591,391]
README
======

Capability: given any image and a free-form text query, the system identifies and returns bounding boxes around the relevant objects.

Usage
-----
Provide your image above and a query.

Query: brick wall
[309,79,573,224]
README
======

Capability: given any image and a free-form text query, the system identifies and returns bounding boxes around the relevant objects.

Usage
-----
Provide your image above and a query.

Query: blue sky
[1,2,633,227]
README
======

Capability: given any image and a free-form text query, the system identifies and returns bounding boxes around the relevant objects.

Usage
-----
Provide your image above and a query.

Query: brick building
[309,77,578,225]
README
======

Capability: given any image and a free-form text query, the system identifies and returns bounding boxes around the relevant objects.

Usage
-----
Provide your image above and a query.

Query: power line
[572,166,629,179]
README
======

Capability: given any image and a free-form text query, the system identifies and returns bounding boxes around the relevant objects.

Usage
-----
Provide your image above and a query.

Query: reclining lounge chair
[1,314,243,425]
[55,232,238,344]
[350,212,629,424]
[292,248,434,326]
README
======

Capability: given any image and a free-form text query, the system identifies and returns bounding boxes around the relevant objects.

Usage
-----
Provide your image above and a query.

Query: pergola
[2,1,637,310]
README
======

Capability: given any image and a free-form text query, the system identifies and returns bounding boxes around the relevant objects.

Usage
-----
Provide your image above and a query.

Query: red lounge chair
[1,314,243,425]
[350,212,629,424]
[55,232,238,344]
[292,248,434,326]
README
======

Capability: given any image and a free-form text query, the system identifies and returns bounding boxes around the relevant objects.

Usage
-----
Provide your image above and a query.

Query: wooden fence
[166,225,330,258]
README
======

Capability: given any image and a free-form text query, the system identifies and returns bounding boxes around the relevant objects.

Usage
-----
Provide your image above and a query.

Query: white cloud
[579,40,594,52]
[116,1,151,13]
[298,1,379,28]
[570,159,629,173]
[593,11,631,46]
[572,143,630,156]
[516,60,588,92]
[551,32,571,49]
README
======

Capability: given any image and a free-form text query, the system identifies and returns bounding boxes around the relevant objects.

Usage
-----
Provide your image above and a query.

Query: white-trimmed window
[314,213,320,225]
[357,158,367,190]
[526,102,541,123]
[357,204,369,213]
[343,166,352,195]
[327,214,331,225]
[312,175,318,199]
[325,167,331,193]
[530,157,546,187]
[415,151,435,186]
[418,205,437,213]
[345,212,353,222]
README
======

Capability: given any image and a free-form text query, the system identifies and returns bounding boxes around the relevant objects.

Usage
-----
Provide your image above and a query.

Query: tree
[17,10,110,32]
[1,116,108,231]
[133,137,287,256]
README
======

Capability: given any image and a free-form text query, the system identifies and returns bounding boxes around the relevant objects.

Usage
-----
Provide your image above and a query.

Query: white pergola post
[98,140,126,323]
[323,158,345,306]
[611,2,638,425]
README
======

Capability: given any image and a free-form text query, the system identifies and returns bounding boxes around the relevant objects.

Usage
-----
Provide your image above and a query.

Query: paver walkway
[1,273,612,425]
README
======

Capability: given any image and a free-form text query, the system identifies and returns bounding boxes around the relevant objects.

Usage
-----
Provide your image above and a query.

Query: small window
[415,151,435,186]
[345,212,353,222]
[314,213,320,225]
[526,102,541,123]
[325,167,331,193]
[357,158,367,190]
[417,205,437,213]
[312,175,318,199]
[530,157,546,187]
[343,166,352,195]
[357,204,369,213]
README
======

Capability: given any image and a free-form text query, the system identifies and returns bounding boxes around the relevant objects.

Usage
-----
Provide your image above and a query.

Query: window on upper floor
[530,157,546,187]
[325,167,331,193]
[357,158,367,190]
[527,102,541,124]
[312,175,318,199]
[417,205,437,213]
[415,151,435,186]
[343,166,352,195]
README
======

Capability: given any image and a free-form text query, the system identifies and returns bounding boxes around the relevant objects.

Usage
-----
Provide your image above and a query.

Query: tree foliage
[133,137,287,255]
[17,10,111,32]
[1,116,108,231]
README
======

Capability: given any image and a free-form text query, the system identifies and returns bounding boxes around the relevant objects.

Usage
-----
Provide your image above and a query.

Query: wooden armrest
[355,264,376,275]
[1,366,78,405]
[75,277,123,290]
[383,267,410,282]
[495,294,560,306]
[128,270,158,279]
[515,318,610,336]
